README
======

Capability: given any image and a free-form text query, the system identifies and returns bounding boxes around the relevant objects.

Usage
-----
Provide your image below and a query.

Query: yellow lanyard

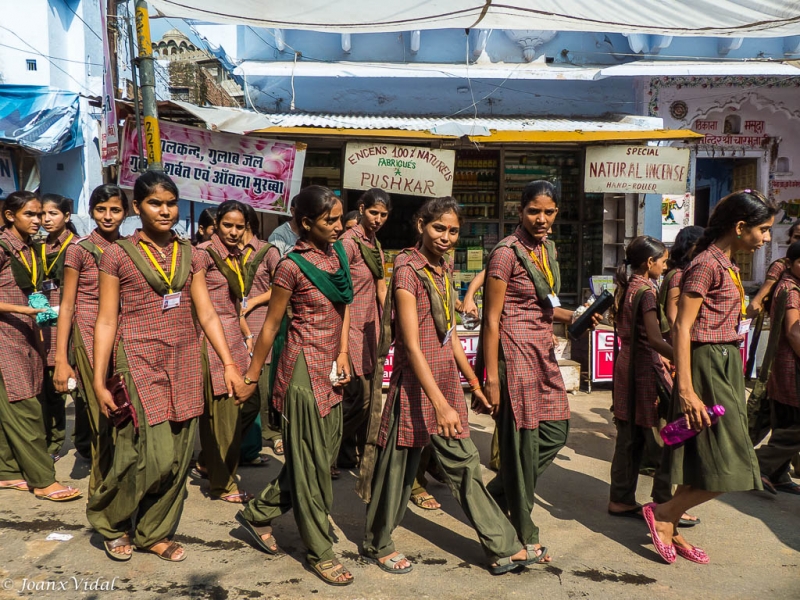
[139,241,178,294]
[728,268,747,316]
[423,267,452,329]
[529,244,555,289]
[225,248,252,299]
[17,246,38,290]
[41,232,74,277]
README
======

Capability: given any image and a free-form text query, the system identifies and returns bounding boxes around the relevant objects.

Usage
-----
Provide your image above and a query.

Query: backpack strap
[242,242,273,296]
[0,238,42,294]
[77,239,103,267]
[116,237,193,296]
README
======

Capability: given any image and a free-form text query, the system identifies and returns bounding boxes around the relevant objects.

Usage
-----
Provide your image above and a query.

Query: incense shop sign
[344,142,455,197]
[585,146,690,195]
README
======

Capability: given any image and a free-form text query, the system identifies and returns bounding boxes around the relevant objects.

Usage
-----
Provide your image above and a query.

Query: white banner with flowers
[118,119,305,215]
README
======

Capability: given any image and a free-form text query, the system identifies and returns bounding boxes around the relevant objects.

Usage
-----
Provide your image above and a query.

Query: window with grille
[26,59,37,71]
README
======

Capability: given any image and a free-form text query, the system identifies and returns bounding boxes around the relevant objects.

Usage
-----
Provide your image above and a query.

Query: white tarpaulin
[149,1,800,37]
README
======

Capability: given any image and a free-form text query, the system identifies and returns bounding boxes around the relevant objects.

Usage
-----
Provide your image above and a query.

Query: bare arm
[643,309,673,361]
[672,292,711,431]
[192,270,242,397]
[336,305,352,385]
[451,329,491,414]
[747,277,779,319]
[242,289,271,315]
[666,287,680,328]
[376,276,387,310]
[482,274,507,417]
[0,302,41,316]
[236,285,292,400]
[396,287,462,438]
[92,272,120,417]
[53,266,79,392]
[460,270,485,317]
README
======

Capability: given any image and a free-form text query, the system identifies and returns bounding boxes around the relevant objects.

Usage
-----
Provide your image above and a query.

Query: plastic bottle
[660,405,725,446]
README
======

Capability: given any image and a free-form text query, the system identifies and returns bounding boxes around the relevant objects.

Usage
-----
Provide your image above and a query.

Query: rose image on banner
[118,119,305,215]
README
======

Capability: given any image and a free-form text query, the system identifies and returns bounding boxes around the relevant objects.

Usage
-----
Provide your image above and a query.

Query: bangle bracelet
[470,385,481,393]
[339,350,349,354]
[223,363,237,367]
[467,377,479,388]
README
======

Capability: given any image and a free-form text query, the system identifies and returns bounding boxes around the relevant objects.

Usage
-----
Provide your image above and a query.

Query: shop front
[251,115,700,310]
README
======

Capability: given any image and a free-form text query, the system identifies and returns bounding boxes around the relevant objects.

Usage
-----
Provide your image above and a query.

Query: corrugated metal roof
[260,113,667,132]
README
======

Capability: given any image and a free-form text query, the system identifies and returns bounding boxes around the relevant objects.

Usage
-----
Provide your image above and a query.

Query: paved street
[1,389,798,600]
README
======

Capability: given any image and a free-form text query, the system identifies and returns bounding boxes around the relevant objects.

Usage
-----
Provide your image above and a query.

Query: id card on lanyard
[41,232,74,291]
[140,240,180,310]
[728,267,749,334]
[226,247,252,309]
[530,244,559,307]
[424,266,453,347]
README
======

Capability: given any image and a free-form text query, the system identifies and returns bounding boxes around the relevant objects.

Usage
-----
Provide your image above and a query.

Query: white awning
[150,1,800,37]
[235,59,800,81]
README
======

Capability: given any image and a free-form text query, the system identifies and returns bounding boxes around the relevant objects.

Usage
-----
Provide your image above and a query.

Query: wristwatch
[243,376,257,385]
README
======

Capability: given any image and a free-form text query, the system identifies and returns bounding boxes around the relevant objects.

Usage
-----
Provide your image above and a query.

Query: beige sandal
[410,492,440,510]
[309,558,353,586]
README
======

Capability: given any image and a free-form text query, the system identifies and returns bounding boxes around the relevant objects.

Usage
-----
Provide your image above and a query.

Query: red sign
[591,330,617,382]
[382,331,479,387]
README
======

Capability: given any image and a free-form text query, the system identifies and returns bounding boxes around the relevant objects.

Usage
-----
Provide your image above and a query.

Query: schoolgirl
[337,188,390,468]
[646,189,775,564]
[53,184,127,498]
[608,236,675,518]
[755,240,800,495]
[87,172,243,562]
[195,201,260,502]
[658,226,704,331]
[234,186,355,586]
[362,196,539,576]
[40,194,79,459]
[480,180,578,562]
[194,208,216,245]
[0,191,80,501]
[240,203,283,457]
[748,220,800,317]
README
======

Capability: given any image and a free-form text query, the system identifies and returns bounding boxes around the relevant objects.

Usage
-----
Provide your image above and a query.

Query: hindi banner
[118,119,304,215]
[0,150,18,199]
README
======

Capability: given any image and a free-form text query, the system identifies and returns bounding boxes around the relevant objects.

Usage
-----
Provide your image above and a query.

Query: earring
[737,234,741,239]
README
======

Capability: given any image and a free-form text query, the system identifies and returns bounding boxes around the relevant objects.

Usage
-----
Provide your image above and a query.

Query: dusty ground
[0,389,798,600]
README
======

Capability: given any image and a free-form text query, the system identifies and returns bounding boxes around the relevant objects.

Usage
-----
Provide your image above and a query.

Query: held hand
[223,363,243,399]
[333,353,351,387]
[436,404,463,438]
[20,306,44,317]
[482,378,501,418]
[245,336,255,355]
[678,390,712,432]
[53,361,77,394]
[95,387,117,419]
[470,387,492,415]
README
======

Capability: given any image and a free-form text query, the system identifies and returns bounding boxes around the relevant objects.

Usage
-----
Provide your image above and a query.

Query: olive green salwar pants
[363,397,521,563]
[241,352,343,565]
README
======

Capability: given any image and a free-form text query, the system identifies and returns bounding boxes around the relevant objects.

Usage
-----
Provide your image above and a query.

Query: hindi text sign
[344,142,455,197]
[118,119,304,215]
[585,146,690,195]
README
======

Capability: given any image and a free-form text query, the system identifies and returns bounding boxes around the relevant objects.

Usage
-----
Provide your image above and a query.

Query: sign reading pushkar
[584,145,690,195]
[344,142,455,197]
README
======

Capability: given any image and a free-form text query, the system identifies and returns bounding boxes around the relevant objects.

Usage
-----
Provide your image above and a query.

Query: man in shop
[268,206,300,257]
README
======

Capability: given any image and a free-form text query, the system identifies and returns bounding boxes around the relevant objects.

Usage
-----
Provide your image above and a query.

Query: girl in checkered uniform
[88,172,243,562]
[608,236,676,519]
[235,186,356,586]
[644,190,776,564]
[362,197,542,576]
[52,184,128,499]
[0,191,80,502]
[39,194,79,460]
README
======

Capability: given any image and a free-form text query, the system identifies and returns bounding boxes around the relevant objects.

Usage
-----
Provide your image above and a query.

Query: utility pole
[134,0,162,170]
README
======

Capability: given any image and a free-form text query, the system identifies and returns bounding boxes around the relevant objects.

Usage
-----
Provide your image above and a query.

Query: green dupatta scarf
[266,240,353,409]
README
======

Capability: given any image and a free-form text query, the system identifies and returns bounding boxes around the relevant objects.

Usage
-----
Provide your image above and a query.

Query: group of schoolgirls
[610,189,780,565]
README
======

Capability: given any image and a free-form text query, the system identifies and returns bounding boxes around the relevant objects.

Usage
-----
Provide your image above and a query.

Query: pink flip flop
[642,503,676,564]
[675,545,709,564]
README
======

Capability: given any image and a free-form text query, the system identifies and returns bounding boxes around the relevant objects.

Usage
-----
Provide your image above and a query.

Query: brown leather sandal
[145,538,187,562]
